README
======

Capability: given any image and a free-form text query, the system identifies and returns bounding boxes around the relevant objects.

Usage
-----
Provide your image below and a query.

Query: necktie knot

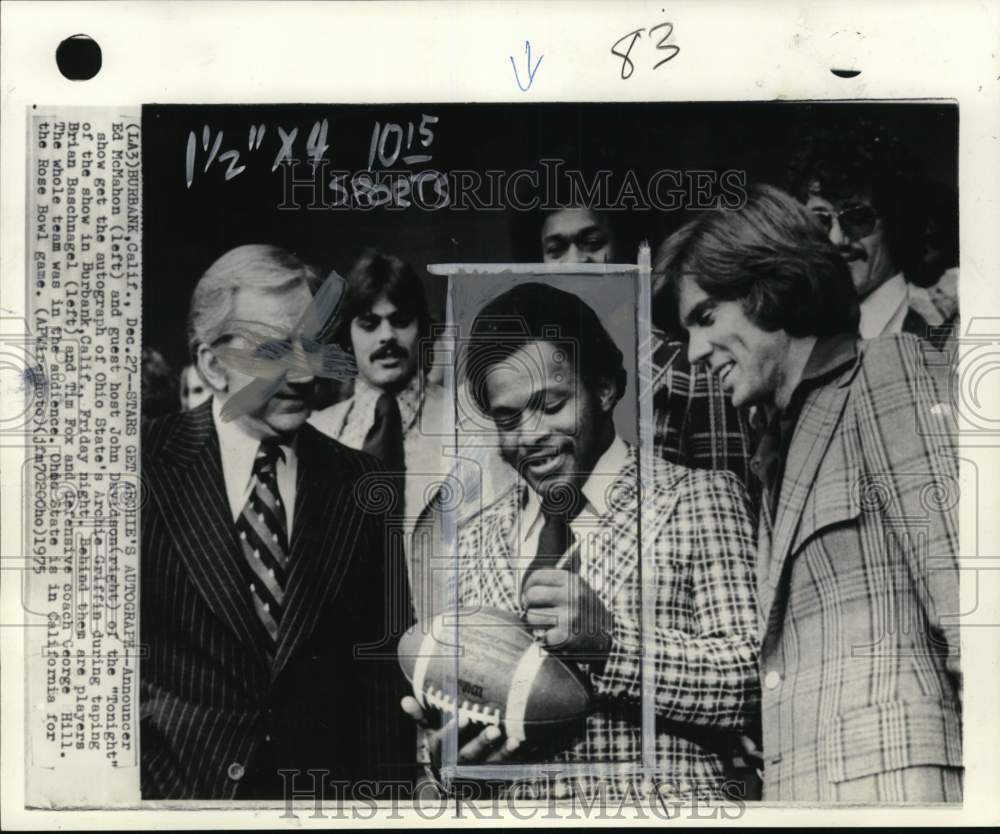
[363,393,405,474]
[540,483,586,522]
[374,392,400,421]
[253,442,285,477]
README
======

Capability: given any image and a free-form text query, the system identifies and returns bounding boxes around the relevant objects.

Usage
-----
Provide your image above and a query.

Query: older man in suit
[665,184,962,802]
[403,282,760,801]
[141,244,413,799]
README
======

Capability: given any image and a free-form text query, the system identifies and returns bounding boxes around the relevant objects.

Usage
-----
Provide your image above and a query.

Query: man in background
[179,362,211,411]
[310,250,448,620]
[787,120,958,348]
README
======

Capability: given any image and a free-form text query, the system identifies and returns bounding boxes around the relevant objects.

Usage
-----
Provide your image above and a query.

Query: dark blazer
[140,401,414,799]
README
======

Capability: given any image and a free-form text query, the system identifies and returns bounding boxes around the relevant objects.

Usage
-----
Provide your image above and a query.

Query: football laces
[423,686,501,727]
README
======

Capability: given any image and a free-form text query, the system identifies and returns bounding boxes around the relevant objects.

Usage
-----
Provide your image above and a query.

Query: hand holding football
[397,607,592,756]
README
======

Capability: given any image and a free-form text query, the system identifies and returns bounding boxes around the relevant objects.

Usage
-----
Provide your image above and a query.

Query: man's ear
[196,344,228,394]
[595,376,618,413]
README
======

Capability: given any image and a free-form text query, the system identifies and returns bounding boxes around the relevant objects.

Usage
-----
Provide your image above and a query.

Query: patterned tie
[236,442,290,646]
[362,393,406,474]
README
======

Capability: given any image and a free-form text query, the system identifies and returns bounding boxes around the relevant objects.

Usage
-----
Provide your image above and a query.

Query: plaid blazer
[455,446,759,800]
[758,334,962,802]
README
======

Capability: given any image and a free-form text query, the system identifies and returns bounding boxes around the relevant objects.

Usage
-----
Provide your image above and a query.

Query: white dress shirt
[212,396,298,534]
[310,373,449,539]
[516,434,630,564]
[860,272,909,339]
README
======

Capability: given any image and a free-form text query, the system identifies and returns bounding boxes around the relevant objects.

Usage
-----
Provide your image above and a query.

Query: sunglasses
[810,204,879,239]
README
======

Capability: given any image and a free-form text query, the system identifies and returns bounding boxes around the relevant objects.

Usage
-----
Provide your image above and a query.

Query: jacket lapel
[760,362,859,627]
[481,489,523,612]
[581,448,680,607]
[271,427,360,678]
[147,402,270,667]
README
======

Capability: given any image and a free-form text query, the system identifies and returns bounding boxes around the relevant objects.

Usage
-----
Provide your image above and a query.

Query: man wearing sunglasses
[788,122,956,350]
[140,244,413,798]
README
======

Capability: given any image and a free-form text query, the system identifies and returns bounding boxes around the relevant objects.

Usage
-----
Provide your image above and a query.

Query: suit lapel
[271,427,360,678]
[482,489,522,612]
[580,449,680,608]
[148,402,270,667]
[761,366,857,627]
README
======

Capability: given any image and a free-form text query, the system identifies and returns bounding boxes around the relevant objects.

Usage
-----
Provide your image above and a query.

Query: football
[397,607,592,752]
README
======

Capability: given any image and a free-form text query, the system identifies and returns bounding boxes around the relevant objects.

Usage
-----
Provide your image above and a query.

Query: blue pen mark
[510,40,543,92]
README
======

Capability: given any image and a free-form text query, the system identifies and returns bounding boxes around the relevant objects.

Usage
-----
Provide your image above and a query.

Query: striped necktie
[236,442,290,646]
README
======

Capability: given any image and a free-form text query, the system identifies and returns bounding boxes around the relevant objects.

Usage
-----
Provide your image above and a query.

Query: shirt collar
[860,271,907,338]
[212,395,296,491]
[521,434,630,527]
[353,372,424,434]
[771,331,859,425]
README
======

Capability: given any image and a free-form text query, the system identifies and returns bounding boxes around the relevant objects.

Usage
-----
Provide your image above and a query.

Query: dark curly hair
[463,282,627,415]
[328,250,431,351]
[786,117,926,282]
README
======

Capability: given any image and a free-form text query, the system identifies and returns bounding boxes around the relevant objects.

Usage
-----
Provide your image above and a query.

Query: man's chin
[262,409,310,439]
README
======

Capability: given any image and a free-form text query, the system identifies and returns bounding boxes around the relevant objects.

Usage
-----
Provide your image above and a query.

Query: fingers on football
[522,585,555,608]
[457,724,504,763]
[484,735,522,763]
[401,696,428,727]
[524,606,561,628]
[542,626,571,650]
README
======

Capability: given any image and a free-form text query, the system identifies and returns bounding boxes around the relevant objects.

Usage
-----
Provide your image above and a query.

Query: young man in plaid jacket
[403,282,760,801]
[666,184,962,802]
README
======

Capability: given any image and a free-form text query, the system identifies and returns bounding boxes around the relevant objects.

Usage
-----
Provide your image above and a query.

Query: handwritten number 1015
[612,22,679,80]
[367,115,438,170]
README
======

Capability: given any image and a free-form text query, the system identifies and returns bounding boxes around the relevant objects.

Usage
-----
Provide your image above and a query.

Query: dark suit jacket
[140,401,414,799]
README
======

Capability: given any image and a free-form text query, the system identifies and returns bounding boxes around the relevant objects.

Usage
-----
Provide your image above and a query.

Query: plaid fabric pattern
[454,446,760,800]
[649,334,753,490]
[758,334,962,801]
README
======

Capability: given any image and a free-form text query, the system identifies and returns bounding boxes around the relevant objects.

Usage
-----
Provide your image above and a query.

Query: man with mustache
[311,250,448,616]
[141,244,413,798]
[787,121,958,349]
[403,282,759,801]
[664,185,961,801]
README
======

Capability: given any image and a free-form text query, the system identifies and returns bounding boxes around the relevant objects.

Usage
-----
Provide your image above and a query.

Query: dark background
[143,101,958,371]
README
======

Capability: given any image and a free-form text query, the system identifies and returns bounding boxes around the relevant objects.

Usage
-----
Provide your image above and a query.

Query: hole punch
[830,68,862,79]
[55,34,102,81]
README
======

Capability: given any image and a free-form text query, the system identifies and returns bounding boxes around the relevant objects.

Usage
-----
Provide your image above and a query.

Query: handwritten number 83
[612,22,679,80]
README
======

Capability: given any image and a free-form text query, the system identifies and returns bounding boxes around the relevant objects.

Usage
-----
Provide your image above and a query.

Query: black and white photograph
[137,101,961,803]
[3,1,998,828]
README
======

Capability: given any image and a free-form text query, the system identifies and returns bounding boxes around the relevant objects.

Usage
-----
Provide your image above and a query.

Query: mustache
[839,243,868,263]
[370,342,409,362]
